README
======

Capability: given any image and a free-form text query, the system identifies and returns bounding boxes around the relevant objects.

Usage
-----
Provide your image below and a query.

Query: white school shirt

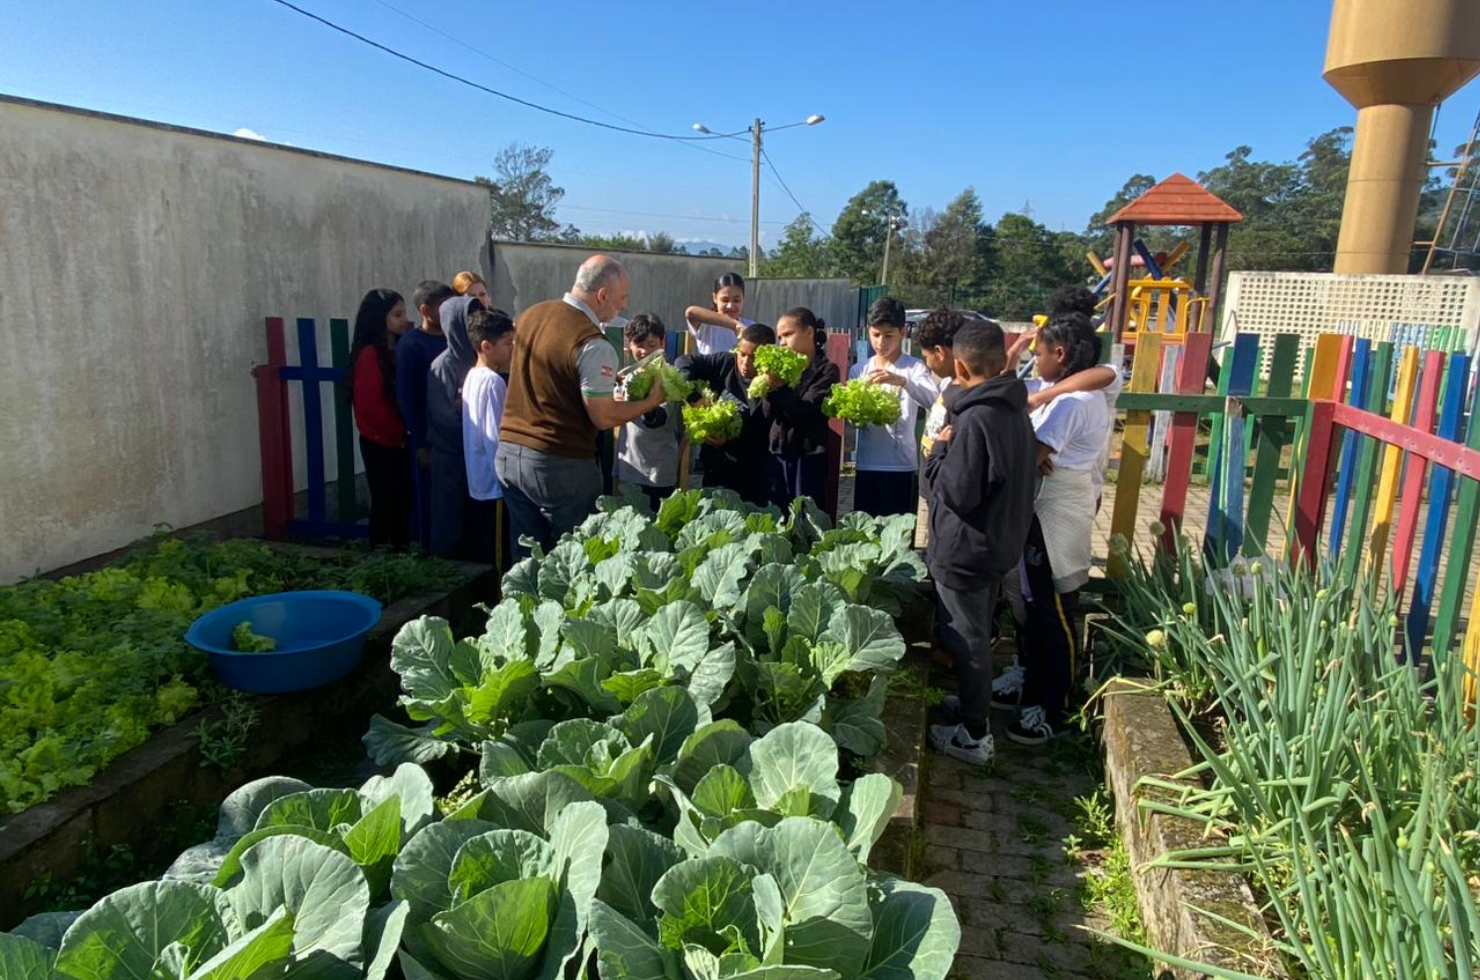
[848,354,941,472]
[1028,378,1111,472]
[686,316,753,356]
[462,365,507,501]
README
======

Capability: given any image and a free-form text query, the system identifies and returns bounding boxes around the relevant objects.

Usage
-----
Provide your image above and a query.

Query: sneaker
[990,659,1025,711]
[928,723,995,766]
[1005,705,1066,746]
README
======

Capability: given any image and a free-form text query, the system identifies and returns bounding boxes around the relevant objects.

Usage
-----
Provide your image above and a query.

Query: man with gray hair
[496,254,664,554]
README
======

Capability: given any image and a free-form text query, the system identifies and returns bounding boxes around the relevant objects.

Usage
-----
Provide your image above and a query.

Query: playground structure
[1101,173,1242,347]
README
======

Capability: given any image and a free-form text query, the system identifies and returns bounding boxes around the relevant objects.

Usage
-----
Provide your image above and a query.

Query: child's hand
[1037,456,1055,476]
[863,367,905,387]
[704,434,729,447]
[1006,330,1036,370]
[935,424,953,445]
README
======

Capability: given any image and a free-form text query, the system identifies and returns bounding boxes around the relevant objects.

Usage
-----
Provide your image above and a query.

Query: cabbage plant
[588,816,958,980]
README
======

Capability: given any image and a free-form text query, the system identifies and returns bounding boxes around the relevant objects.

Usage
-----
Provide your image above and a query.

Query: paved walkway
[918,714,1151,980]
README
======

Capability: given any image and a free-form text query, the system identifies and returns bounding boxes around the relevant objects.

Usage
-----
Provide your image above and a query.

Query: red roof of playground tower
[1108,173,1244,226]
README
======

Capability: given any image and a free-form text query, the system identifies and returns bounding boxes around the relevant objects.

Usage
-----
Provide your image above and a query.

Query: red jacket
[352,346,406,448]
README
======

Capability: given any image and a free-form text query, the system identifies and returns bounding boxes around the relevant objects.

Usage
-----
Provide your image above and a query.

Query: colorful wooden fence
[1106,329,1480,681]
[253,316,365,541]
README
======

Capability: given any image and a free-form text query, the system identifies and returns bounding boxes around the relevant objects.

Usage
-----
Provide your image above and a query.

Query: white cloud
[233,127,267,141]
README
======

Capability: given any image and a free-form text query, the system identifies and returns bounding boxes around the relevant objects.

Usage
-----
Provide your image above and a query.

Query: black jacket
[760,353,841,458]
[923,375,1038,589]
[676,352,770,505]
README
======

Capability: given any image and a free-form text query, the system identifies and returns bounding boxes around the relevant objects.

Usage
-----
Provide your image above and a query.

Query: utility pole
[750,118,762,279]
[691,114,825,279]
[881,217,895,286]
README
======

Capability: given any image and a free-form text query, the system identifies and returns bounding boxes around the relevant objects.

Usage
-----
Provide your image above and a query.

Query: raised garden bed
[1101,678,1285,980]
[0,543,492,925]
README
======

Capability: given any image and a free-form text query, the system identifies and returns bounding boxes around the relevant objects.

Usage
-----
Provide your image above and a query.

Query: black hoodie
[676,351,770,504]
[923,374,1038,589]
[760,352,841,458]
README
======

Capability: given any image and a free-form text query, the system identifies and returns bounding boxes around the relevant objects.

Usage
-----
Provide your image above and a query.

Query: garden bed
[0,542,492,925]
[1101,678,1285,980]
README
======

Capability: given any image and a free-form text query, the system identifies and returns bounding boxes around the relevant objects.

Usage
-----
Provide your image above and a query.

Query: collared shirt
[561,292,618,399]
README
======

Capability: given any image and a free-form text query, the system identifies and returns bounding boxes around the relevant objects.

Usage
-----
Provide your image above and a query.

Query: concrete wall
[489,240,858,335]
[0,97,489,581]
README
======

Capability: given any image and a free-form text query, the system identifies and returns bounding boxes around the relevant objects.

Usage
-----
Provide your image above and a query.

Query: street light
[690,114,826,278]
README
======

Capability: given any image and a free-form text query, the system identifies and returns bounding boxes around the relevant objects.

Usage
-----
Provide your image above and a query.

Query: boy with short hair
[461,306,515,567]
[397,279,456,550]
[616,314,684,511]
[850,297,940,517]
[923,321,1038,766]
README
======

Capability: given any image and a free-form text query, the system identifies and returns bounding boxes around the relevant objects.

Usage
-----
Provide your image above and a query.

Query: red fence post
[1293,399,1338,571]
[1392,350,1445,594]
[1159,331,1212,551]
[255,317,293,540]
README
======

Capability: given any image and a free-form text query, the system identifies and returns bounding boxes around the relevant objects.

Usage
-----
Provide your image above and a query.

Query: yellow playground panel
[1121,276,1212,346]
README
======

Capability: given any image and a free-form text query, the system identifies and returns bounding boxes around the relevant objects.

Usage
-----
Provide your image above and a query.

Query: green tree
[830,180,908,284]
[985,213,1075,320]
[762,214,832,277]
[917,188,1000,288]
[477,143,567,242]
[575,232,648,251]
[647,231,677,253]
[1084,174,1157,255]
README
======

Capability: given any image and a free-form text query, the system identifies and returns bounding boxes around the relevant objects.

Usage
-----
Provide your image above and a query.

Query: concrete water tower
[1324,0,1480,273]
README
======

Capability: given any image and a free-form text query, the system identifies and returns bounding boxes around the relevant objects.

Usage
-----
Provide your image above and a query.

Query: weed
[194,692,260,770]
[1017,815,1050,846]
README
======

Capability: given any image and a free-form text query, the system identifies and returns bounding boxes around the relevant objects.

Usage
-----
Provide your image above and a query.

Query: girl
[758,307,840,511]
[684,272,753,356]
[850,297,941,517]
[1007,312,1109,746]
[348,288,413,548]
[452,270,491,311]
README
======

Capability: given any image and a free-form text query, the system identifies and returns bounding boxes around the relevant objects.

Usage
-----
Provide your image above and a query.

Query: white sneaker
[928,723,995,766]
[990,659,1025,711]
[1005,705,1066,746]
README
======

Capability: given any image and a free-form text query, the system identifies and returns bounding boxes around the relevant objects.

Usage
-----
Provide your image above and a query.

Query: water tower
[1324,0,1480,273]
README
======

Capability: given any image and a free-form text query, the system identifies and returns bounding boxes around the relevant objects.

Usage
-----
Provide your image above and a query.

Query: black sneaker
[1005,705,1067,746]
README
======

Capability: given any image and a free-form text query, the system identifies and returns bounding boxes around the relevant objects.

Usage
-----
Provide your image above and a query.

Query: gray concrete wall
[0,97,489,581]
[489,240,858,334]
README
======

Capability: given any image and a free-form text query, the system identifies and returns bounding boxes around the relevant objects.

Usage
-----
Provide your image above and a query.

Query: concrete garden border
[1102,678,1287,979]
[0,548,493,925]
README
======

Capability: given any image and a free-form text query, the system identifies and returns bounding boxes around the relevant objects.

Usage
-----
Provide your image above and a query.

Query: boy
[616,314,683,511]
[397,280,455,551]
[676,321,777,506]
[912,308,967,545]
[850,297,940,517]
[923,321,1038,766]
[461,306,515,568]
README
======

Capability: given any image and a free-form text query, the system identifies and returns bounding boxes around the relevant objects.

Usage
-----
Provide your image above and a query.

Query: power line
[761,147,830,235]
[362,0,750,164]
[263,0,746,144]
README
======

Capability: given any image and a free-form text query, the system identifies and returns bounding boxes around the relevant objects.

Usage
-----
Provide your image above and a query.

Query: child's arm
[900,361,945,411]
[1027,365,1117,410]
[762,361,839,431]
[685,307,741,335]
[394,342,428,456]
[1036,440,1056,476]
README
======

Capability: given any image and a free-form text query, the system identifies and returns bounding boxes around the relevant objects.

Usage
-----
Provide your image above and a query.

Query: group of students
[346,270,513,561]
[917,286,1122,762]
[348,262,1122,762]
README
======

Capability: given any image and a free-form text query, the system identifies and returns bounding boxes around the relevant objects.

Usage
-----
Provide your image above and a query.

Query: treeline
[481,128,1469,321]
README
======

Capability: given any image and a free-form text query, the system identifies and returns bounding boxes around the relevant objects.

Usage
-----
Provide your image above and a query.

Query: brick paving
[915,709,1153,980]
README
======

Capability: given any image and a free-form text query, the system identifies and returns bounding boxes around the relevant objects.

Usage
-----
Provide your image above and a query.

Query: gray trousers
[495,442,602,558]
[429,449,469,560]
[935,578,1001,728]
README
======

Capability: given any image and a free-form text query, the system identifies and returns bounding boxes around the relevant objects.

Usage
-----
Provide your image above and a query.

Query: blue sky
[5,0,1478,248]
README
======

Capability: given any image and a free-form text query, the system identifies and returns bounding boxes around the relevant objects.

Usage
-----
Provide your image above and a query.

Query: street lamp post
[692,114,826,279]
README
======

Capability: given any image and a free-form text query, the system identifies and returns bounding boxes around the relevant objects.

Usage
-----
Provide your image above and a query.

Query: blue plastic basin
[185,590,383,694]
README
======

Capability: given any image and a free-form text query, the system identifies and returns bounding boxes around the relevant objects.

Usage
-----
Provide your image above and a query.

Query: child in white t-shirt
[849,297,941,517]
[461,307,514,566]
[616,314,684,512]
[683,272,754,356]
[1006,312,1109,748]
